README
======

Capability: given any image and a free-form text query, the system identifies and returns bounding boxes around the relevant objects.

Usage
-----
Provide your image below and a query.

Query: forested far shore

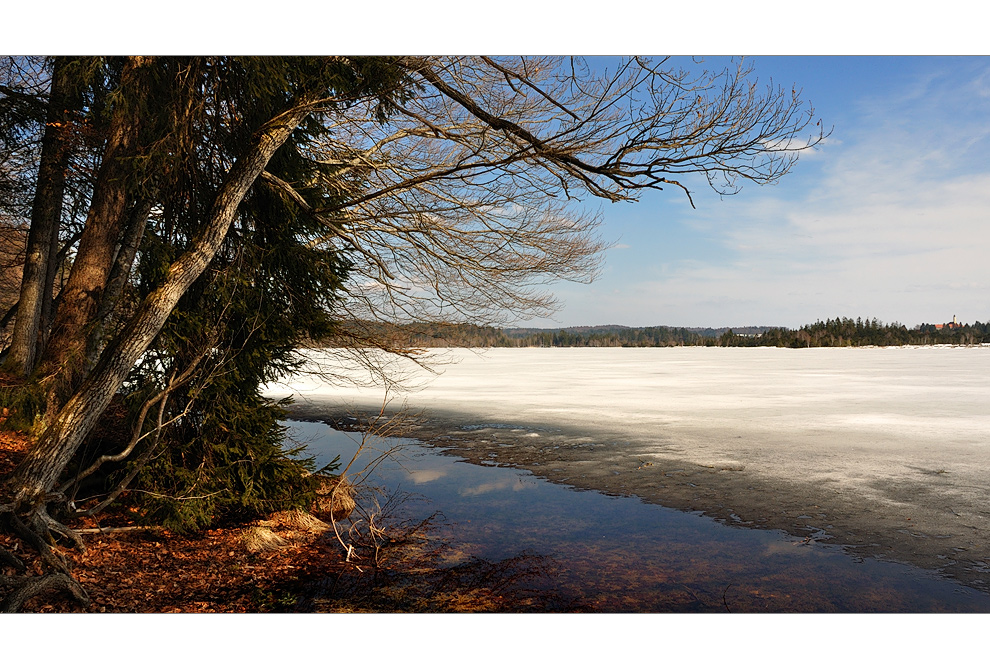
[327,317,990,349]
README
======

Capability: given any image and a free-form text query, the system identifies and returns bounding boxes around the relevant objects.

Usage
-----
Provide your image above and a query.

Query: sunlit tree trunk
[9,101,315,509]
[4,58,75,377]
[35,57,153,406]
[83,197,153,369]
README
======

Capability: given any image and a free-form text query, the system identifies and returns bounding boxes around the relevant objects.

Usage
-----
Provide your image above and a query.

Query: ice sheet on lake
[265,346,990,496]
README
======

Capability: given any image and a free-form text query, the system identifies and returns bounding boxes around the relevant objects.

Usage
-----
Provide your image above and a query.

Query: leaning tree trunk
[34,57,153,407]
[4,57,76,377]
[8,101,317,510]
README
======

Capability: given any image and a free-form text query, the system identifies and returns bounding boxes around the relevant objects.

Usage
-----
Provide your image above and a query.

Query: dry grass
[314,475,357,520]
[241,526,289,554]
[265,509,330,533]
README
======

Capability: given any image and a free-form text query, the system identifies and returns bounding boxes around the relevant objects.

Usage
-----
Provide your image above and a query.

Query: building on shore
[934,315,962,331]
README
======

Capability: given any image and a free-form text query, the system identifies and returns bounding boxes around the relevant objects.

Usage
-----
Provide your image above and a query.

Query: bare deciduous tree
[0,55,823,610]
[279,56,823,329]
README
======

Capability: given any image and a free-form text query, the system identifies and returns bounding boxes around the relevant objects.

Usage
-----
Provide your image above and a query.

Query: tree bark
[84,197,153,369]
[9,101,316,508]
[4,58,75,377]
[36,57,153,404]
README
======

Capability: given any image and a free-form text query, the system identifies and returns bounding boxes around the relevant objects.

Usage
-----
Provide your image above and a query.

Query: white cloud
[460,477,528,496]
[407,469,446,484]
[632,173,990,326]
[518,61,990,329]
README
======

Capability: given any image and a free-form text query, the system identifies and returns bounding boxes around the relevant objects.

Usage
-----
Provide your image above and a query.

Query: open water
[286,418,990,613]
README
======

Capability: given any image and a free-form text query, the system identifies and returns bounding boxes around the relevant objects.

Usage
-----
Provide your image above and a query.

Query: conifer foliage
[0,58,410,608]
[0,56,824,609]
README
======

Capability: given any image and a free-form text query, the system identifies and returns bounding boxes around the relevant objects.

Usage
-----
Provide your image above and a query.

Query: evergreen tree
[1,56,827,609]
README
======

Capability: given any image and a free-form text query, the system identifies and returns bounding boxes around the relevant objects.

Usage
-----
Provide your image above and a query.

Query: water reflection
[287,419,990,612]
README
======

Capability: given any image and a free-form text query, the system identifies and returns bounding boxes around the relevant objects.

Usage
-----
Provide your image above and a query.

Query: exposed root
[0,546,24,570]
[5,511,71,575]
[38,508,85,551]
[0,572,90,613]
[0,504,92,612]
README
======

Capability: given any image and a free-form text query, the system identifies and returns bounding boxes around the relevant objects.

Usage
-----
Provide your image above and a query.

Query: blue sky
[15,11,986,332]
[518,56,990,329]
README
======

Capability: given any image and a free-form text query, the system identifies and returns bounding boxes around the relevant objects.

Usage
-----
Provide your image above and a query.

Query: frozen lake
[266,346,990,595]
[269,346,990,498]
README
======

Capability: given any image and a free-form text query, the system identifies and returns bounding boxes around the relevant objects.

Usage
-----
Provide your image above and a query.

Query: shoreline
[286,400,990,596]
[271,346,990,597]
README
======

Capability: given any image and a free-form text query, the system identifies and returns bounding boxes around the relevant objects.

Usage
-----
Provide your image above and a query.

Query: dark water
[286,419,990,612]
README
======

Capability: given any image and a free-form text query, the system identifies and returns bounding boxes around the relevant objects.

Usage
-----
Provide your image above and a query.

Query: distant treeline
[730,318,989,348]
[346,318,990,348]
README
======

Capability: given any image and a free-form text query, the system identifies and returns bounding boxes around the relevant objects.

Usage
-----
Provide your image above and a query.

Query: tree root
[0,572,90,612]
[5,511,71,575]
[37,509,85,552]
[0,546,24,570]
[0,509,92,612]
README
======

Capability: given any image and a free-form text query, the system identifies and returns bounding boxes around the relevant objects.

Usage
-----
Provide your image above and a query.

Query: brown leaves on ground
[63,523,347,613]
[0,429,352,612]
[0,424,27,473]
[1,518,347,613]
[1,428,568,612]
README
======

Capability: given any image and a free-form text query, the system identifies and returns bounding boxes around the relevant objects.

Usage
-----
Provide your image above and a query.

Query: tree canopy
[0,55,823,609]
